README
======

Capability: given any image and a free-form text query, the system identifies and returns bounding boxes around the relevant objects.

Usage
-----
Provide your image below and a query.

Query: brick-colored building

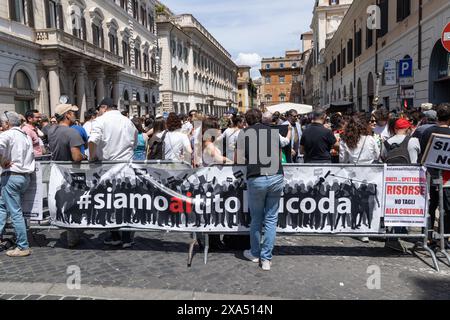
[259,50,302,107]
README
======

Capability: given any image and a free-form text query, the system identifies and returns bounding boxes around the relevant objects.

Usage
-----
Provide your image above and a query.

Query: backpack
[147,131,167,160]
[383,136,411,164]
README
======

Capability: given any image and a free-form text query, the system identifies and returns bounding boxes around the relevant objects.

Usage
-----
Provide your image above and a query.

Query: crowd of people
[0,97,448,271]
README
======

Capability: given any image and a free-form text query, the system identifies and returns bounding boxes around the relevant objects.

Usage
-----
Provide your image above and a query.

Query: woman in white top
[202,117,233,166]
[218,114,245,163]
[161,113,192,163]
[339,115,380,243]
[340,115,380,164]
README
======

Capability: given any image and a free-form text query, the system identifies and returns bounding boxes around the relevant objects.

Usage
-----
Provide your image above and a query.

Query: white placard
[423,134,450,171]
[383,166,428,227]
[384,60,397,86]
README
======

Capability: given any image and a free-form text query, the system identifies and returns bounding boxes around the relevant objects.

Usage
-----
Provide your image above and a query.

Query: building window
[279,94,286,102]
[92,24,104,48]
[279,76,285,83]
[292,63,297,67]
[337,54,341,72]
[342,48,346,68]
[366,26,373,49]
[148,13,155,33]
[265,76,271,84]
[355,29,362,57]
[266,64,270,69]
[397,0,411,22]
[347,39,353,63]
[120,0,127,10]
[134,48,142,70]
[143,53,149,71]
[44,0,63,29]
[122,40,130,66]
[280,63,284,68]
[329,0,339,5]
[171,39,176,56]
[109,31,118,55]
[378,0,389,38]
[265,94,272,102]
[71,5,87,40]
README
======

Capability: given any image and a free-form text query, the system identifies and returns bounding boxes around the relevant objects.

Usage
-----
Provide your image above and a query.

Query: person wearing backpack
[146,116,167,160]
[381,118,421,164]
[381,118,421,252]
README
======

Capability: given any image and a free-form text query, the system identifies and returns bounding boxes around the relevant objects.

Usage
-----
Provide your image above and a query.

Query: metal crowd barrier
[19,161,446,271]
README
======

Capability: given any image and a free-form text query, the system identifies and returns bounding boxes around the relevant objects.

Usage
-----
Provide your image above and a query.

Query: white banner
[383,166,428,227]
[48,163,385,234]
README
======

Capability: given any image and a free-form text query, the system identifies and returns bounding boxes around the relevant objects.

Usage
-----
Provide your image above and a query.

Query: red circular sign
[442,22,450,53]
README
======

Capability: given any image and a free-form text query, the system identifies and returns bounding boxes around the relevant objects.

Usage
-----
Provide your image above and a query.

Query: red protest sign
[442,22,450,53]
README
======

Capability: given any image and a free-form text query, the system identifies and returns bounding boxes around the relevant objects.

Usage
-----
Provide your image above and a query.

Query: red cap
[395,118,412,130]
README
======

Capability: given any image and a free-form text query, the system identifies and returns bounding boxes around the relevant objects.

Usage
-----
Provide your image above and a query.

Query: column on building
[74,62,87,120]
[48,66,61,114]
[95,66,105,104]
[37,67,50,116]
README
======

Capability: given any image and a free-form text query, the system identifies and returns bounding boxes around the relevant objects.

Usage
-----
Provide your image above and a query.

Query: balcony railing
[35,29,123,66]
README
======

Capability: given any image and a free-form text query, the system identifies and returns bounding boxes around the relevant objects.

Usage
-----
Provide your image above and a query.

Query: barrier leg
[187,232,197,268]
[204,234,209,265]
[419,238,440,272]
[438,171,450,266]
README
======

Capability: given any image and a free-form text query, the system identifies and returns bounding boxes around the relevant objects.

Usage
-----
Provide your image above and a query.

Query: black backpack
[383,136,411,164]
[147,131,167,160]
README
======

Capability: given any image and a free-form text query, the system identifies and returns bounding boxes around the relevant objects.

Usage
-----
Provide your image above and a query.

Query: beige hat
[55,104,79,116]
[421,103,433,111]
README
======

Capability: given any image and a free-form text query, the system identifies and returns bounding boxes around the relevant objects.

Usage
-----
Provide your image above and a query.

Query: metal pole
[204,234,209,265]
[438,170,450,264]
[417,171,440,272]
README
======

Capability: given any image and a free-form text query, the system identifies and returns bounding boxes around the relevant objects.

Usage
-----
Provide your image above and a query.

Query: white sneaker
[261,260,272,271]
[243,250,259,263]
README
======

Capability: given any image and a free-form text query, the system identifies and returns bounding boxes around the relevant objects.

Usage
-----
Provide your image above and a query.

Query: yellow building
[237,66,251,113]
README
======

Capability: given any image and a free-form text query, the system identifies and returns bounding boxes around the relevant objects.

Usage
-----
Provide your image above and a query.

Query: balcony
[121,65,158,83]
[35,29,123,67]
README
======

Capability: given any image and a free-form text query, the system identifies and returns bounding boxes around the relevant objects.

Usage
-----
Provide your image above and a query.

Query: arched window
[13,70,31,90]
[90,8,105,48]
[69,1,87,40]
[13,70,34,114]
[279,93,286,102]
[107,19,119,55]
[121,28,131,66]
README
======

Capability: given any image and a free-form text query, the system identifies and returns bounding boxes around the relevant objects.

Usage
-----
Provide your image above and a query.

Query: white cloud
[234,53,262,67]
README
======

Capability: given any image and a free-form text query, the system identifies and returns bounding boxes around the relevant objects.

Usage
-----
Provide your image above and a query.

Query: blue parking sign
[399,58,413,78]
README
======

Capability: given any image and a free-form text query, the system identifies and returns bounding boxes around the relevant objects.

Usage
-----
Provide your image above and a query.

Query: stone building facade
[321,0,450,111]
[157,13,237,116]
[1,0,160,119]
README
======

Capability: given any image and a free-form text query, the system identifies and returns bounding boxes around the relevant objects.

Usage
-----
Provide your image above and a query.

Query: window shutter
[9,0,17,21]
[27,0,35,27]
[397,0,402,22]
[57,4,64,30]
[44,0,50,27]
[81,16,87,40]
[100,27,104,48]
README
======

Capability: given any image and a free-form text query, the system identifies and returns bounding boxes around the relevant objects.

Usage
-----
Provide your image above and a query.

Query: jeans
[247,174,285,261]
[0,174,31,249]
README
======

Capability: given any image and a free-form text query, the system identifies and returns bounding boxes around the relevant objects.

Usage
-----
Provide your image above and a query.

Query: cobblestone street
[0,230,449,300]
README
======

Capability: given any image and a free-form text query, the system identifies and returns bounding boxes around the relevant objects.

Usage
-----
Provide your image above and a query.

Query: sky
[160,0,314,78]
